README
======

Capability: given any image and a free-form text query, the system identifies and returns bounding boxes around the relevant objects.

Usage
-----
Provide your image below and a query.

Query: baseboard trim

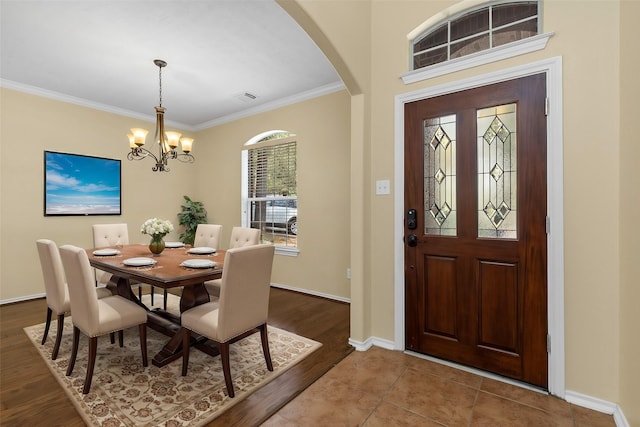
[565,390,629,427]
[270,282,350,303]
[348,336,395,351]
[1,285,349,306]
[0,292,45,305]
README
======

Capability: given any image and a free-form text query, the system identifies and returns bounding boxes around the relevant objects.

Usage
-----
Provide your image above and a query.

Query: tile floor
[263,346,616,426]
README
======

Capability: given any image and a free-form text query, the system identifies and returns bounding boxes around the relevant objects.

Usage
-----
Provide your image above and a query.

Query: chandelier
[127,59,194,172]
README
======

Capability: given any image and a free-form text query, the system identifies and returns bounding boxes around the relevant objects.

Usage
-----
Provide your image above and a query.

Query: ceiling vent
[235,92,258,103]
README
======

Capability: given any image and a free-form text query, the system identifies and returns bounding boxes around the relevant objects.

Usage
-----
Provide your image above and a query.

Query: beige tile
[261,413,300,427]
[571,404,616,427]
[274,374,381,426]
[404,354,484,389]
[385,367,477,426]
[481,377,573,418]
[363,401,442,427]
[471,391,574,426]
[322,347,411,397]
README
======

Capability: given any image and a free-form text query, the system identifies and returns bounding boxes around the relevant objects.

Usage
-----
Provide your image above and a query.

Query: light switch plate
[375,179,390,195]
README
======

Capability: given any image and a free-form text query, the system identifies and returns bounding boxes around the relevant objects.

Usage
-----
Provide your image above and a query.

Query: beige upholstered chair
[59,244,148,394]
[36,239,113,360]
[193,224,223,248]
[204,227,261,297]
[92,223,165,308]
[228,226,261,249]
[181,244,275,397]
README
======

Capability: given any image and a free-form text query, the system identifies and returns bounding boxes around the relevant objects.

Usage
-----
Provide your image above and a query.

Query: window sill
[275,246,299,257]
[401,32,554,84]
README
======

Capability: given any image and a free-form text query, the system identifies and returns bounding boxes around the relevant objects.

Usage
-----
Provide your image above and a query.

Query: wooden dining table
[86,244,225,367]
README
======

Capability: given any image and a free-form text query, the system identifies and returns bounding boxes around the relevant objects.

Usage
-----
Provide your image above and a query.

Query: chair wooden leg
[139,324,148,367]
[220,341,235,398]
[150,286,155,306]
[181,328,191,376]
[163,289,168,310]
[110,332,115,344]
[83,336,98,394]
[138,285,142,300]
[41,307,53,345]
[259,323,273,371]
[66,326,80,376]
[118,330,124,347]
[51,314,65,360]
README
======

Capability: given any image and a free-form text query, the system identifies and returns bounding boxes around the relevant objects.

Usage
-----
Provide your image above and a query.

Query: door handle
[407,233,418,247]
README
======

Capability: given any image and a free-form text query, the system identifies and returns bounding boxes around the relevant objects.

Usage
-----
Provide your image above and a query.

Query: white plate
[93,248,120,256]
[123,257,157,267]
[181,259,216,269]
[165,241,185,248]
[188,246,216,255]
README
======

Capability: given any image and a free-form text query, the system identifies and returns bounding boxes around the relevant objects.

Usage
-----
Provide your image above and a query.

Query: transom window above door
[412,1,539,69]
[402,1,552,84]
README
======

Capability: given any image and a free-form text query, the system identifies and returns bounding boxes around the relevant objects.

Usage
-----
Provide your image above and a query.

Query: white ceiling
[0,0,343,130]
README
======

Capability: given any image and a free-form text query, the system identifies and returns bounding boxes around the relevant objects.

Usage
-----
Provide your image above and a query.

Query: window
[412,1,539,70]
[242,132,298,254]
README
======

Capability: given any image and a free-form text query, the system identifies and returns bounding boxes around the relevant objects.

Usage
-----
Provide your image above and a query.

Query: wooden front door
[404,74,548,388]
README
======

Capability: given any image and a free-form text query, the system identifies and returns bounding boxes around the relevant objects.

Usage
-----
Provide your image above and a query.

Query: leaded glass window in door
[477,103,517,239]
[424,114,456,236]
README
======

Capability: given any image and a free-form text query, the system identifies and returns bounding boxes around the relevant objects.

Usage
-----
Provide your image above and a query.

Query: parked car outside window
[251,197,297,235]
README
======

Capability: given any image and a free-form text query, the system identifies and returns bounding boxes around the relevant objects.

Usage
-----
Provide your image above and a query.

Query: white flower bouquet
[140,218,174,238]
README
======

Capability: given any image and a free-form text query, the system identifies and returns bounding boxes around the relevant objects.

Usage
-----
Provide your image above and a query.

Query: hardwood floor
[0,288,352,426]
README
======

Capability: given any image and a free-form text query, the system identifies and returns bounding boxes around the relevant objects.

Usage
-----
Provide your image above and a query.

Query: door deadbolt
[407,209,417,230]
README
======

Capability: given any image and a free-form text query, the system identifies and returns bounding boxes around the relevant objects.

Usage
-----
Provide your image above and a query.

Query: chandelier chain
[158,64,162,107]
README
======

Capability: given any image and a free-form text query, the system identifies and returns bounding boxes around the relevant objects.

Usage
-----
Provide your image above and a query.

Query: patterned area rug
[24,294,321,426]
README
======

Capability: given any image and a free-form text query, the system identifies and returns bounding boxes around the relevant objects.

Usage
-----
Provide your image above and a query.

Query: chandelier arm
[176,153,195,164]
[128,147,158,162]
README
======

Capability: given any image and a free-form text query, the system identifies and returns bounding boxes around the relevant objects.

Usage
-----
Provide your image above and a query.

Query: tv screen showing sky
[44,151,121,216]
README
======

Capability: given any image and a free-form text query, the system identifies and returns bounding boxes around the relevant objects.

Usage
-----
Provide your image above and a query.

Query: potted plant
[177,195,208,245]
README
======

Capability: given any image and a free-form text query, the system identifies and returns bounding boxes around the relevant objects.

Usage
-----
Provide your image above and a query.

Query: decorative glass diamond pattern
[477,104,517,239]
[483,127,497,144]
[430,202,452,226]
[483,201,511,228]
[423,115,456,236]
[490,163,503,181]
[440,133,451,149]
[430,125,451,150]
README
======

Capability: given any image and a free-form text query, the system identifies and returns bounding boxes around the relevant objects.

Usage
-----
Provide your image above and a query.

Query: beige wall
[0,89,193,300]
[619,1,640,424]
[188,90,352,299]
[289,0,639,421]
[0,88,351,302]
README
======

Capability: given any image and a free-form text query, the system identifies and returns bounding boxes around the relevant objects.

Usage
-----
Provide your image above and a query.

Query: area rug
[24,293,321,426]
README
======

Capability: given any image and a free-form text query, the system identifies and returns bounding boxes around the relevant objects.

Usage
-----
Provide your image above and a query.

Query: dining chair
[92,223,165,309]
[59,244,148,394]
[36,239,114,360]
[181,244,275,398]
[193,224,223,248]
[204,226,261,298]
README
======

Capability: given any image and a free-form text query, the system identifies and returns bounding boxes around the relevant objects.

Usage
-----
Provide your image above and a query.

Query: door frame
[393,57,565,397]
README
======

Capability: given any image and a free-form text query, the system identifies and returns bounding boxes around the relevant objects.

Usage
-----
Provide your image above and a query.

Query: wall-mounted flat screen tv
[44,151,121,216]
